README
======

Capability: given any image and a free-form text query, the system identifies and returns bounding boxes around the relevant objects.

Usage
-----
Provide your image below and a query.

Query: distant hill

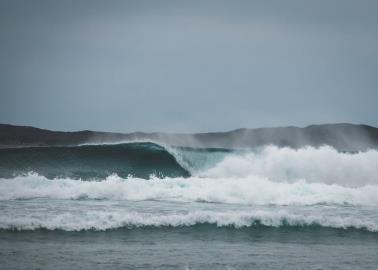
[0,123,377,151]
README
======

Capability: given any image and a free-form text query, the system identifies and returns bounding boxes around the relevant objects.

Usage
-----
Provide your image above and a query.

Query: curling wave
[0,142,191,179]
[1,143,377,185]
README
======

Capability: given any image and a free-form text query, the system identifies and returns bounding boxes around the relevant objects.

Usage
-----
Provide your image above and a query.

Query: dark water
[0,142,190,179]
[1,226,377,270]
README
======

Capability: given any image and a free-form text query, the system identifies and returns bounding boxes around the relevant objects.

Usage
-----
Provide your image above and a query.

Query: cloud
[0,0,377,132]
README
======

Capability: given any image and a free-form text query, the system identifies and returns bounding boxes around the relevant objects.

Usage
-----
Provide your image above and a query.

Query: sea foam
[1,209,377,232]
[1,145,378,232]
[1,173,377,206]
[195,146,378,187]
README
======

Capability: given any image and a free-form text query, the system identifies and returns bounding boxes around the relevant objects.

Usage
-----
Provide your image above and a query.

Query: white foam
[199,146,378,187]
[2,146,378,232]
[1,209,377,232]
[1,173,378,206]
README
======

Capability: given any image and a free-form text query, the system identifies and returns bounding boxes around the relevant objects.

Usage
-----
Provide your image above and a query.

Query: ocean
[1,142,378,269]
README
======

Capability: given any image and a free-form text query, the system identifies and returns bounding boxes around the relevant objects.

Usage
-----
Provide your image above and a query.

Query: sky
[0,0,377,133]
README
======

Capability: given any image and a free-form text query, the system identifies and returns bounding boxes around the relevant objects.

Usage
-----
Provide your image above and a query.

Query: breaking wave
[1,142,377,186]
[199,145,378,187]
[0,142,191,179]
[1,209,377,232]
[1,143,378,232]
[1,173,377,206]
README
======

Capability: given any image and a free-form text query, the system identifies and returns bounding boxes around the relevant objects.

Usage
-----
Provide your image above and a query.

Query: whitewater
[1,143,378,232]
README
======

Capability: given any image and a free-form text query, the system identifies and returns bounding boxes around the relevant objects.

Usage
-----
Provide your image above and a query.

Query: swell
[0,142,191,179]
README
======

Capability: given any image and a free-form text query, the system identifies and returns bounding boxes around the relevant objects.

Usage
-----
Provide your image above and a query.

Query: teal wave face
[0,142,191,179]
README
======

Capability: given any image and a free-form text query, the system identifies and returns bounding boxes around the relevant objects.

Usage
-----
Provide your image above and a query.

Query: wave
[1,142,378,186]
[1,143,378,234]
[1,174,378,206]
[1,209,377,232]
[199,145,378,187]
[0,142,191,179]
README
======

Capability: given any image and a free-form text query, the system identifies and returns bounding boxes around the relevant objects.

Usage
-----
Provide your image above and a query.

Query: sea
[0,142,377,269]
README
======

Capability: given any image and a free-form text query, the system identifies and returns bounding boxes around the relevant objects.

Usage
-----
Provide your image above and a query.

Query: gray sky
[0,0,377,132]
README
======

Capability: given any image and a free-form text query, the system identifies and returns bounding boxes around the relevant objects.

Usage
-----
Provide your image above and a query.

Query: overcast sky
[0,0,377,132]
